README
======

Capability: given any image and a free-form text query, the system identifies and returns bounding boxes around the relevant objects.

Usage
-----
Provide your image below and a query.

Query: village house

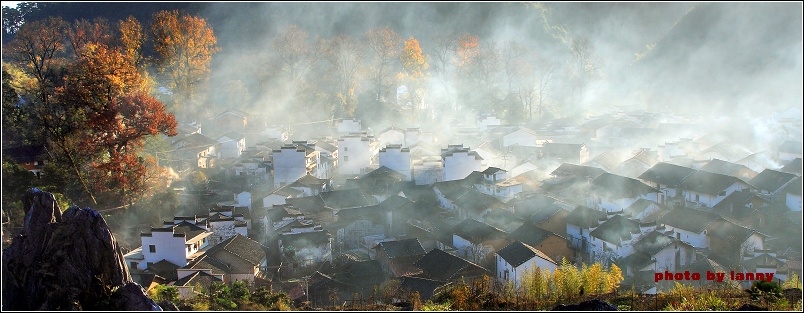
[336,118,363,134]
[584,149,628,173]
[441,144,486,182]
[2,145,48,178]
[618,231,696,281]
[124,222,213,271]
[377,126,406,147]
[587,215,642,265]
[495,240,557,288]
[378,144,412,181]
[777,140,802,162]
[216,109,248,132]
[700,158,758,181]
[412,155,443,185]
[476,114,502,131]
[706,219,767,267]
[541,142,590,164]
[508,223,573,265]
[452,218,510,266]
[414,248,489,283]
[373,238,426,278]
[677,170,754,209]
[527,202,571,237]
[623,199,670,223]
[565,206,607,254]
[171,133,219,169]
[501,126,541,147]
[587,172,659,213]
[638,162,697,205]
[748,168,799,198]
[278,230,333,268]
[177,234,269,287]
[615,148,659,178]
[657,206,723,249]
[338,132,380,176]
[711,190,771,229]
[736,151,782,174]
[272,141,324,189]
[216,132,246,159]
[474,167,523,201]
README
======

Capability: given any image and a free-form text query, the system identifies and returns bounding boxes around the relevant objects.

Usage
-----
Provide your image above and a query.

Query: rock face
[552,299,619,311]
[2,188,162,311]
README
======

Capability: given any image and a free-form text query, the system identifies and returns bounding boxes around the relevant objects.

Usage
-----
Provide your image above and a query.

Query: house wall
[495,254,556,287]
[337,119,362,134]
[413,160,442,185]
[652,244,695,272]
[453,235,494,263]
[273,148,307,189]
[338,136,378,176]
[786,193,802,211]
[379,147,412,181]
[141,231,189,268]
[378,130,405,147]
[219,137,245,159]
[443,152,484,181]
[533,236,573,265]
[534,212,569,237]
[664,226,708,248]
[683,182,749,209]
[502,130,538,148]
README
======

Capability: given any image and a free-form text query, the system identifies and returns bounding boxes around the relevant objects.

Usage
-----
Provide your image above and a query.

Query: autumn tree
[150,10,219,118]
[322,34,366,118]
[67,18,114,57]
[398,36,429,122]
[118,16,147,69]
[366,27,403,102]
[5,17,177,207]
[427,32,458,109]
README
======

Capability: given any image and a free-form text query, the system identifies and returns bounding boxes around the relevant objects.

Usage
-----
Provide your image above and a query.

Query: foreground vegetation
[147,266,803,311]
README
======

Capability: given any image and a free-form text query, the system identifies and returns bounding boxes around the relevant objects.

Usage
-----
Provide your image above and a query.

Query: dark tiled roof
[658,207,722,233]
[453,218,508,244]
[638,162,696,187]
[542,143,586,158]
[454,189,506,215]
[509,224,560,247]
[678,170,749,196]
[497,241,556,268]
[565,206,607,228]
[590,173,658,199]
[280,231,331,248]
[781,158,802,175]
[148,260,180,282]
[320,188,375,209]
[510,193,559,218]
[550,163,605,180]
[700,159,754,177]
[623,199,661,217]
[528,204,568,224]
[748,169,798,193]
[375,238,425,259]
[183,254,231,275]
[172,221,208,242]
[399,276,449,301]
[482,208,525,233]
[173,270,222,287]
[705,220,763,244]
[711,191,769,220]
[589,215,640,245]
[213,234,267,266]
[632,231,679,256]
[414,248,487,281]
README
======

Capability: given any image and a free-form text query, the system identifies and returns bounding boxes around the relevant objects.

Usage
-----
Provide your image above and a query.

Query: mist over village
[1,2,802,311]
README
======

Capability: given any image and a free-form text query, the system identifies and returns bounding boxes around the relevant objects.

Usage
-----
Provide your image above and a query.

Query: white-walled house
[413,156,443,185]
[502,126,541,147]
[565,206,607,254]
[379,144,412,181]
[638,162,697,205]
[678,170,753,209]
[476,114,502,131]
[622,231,697,275]
[588,173,659,213]
[442,144,486,182]
[273,141,323,189]
[124,222,213,271]
[171,133,219,169]
[337,118,363,134]
[657,207,723,249]
[588,215,641,265]
[377,126,406,147]
[338,133,380,176]
[216,132,246,159]
[496,241,557,287]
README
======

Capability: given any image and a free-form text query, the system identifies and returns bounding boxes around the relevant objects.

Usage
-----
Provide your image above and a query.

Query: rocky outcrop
[552,299,619,311]
[2,188,161,311]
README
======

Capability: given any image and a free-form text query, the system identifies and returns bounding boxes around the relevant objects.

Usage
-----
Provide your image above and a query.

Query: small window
[149,245,156,253]
[344,147,348,152]
[344,156,349,162]
[131,262,139,270]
